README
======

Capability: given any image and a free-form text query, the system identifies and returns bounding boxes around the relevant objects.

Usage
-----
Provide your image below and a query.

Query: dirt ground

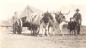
[0,27,86,48]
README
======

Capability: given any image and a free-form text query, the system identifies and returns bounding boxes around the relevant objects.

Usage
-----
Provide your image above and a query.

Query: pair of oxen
[12,12,81,36]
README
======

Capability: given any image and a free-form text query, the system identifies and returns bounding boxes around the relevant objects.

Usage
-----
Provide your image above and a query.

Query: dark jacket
[68,21,77,30]
[42,12,53,23]
[73,13,82,25]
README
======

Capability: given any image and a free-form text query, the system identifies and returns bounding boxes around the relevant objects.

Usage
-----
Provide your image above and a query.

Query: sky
[0,0,86,25]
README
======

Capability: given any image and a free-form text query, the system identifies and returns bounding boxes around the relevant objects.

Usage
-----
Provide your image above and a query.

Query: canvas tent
[19,6,43,25]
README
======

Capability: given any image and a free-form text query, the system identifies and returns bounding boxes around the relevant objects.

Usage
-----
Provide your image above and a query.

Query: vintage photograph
[0,0,86,48]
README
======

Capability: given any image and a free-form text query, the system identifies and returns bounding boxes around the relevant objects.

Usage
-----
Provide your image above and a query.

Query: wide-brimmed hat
[76,8,79,11]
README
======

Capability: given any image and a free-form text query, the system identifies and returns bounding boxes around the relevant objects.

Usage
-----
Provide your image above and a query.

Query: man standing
[12,12,18,34]
[73,8,82,35]
[41,11,50,36]
[41,11,53,36]
[16,19,22,34]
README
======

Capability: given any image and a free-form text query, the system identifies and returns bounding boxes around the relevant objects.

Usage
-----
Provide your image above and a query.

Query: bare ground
[0,27,86,48]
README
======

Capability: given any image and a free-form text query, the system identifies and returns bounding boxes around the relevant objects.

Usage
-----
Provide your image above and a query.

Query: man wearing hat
[73,8,82,35]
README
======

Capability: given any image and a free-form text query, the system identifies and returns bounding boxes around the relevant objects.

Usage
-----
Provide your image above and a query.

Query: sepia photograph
[0,0,86,48]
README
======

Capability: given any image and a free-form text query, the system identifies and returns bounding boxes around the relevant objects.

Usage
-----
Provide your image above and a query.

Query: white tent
[19,5,43,25]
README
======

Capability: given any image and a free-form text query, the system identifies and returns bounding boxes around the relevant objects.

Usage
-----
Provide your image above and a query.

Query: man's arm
[79,13,82,25]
